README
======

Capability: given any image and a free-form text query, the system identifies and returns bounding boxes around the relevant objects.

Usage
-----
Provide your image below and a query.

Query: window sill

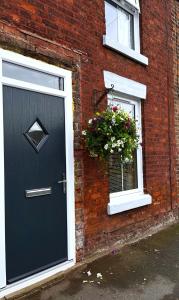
[107,193,152,215]
[103,35,149,66]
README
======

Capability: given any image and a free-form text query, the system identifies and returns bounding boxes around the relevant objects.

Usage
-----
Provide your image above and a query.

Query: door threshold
[0,259,75,298]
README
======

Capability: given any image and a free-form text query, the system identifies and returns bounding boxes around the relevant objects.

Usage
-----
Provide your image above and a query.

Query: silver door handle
[57,179,67,194]
[57,180,67,184]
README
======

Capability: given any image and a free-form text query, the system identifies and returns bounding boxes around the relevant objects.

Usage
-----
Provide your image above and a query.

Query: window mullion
[117,7,120,42]
[121,163,124,191]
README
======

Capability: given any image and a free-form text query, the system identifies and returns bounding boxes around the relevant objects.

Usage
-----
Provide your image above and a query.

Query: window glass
[2,61,64,90]
[25,119,49,152]
[118,7,134,49]
[122,151,138,190]
[105,1,135,49]
[109,152,138,192]
[26,121,47,147]
[105,1,118,42]
[108,99,138,193]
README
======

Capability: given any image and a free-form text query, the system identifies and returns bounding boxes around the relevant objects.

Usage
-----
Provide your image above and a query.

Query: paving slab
[6,223,179,300]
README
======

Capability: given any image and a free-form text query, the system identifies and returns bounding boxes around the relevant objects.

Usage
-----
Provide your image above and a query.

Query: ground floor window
[104,71,152,215]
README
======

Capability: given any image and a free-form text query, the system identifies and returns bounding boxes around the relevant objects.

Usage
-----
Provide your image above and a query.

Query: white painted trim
[0,49,75,294]
[1,77,67,97]
[136,100,144,190]
[125,0,140,11]
[133,10,140,52]
[104,70,147,99]
[0,260,75,298]
[109,0,140,12]
[64,72,76,261]
[0,57,6,289]
[107,193,152,215]
[110,188,142,200]
[103,36,148,65]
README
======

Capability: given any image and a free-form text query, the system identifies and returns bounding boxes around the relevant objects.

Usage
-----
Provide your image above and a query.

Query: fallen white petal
[87,270,92,276]
[97,273,103,279]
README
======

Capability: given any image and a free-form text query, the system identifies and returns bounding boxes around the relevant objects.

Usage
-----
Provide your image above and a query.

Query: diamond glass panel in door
[25,119,49,152]
[108,99,138,193]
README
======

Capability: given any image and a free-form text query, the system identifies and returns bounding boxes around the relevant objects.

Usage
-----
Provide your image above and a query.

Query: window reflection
[25,119,49,152]
[109,152,138,193]
[2,61,64,90]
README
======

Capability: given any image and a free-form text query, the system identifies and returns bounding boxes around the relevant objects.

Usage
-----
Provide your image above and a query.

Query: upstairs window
[105,0,134,49]
[103,0,148,65]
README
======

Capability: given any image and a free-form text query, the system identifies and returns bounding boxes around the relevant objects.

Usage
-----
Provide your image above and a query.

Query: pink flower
[112,106,118,112]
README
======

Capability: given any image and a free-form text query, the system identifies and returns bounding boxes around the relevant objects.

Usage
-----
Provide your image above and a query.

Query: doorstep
[0,264,75,300]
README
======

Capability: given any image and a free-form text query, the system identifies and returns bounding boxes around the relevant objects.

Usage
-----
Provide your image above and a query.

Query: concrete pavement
[6,223,179,300]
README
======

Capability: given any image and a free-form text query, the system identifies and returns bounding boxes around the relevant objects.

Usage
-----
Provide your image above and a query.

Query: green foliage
[82,106,139,162]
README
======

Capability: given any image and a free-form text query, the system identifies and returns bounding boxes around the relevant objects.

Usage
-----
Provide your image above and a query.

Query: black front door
[3,86,67,284]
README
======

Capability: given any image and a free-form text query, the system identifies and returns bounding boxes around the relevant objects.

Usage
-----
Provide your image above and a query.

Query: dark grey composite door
[3,86,67,284]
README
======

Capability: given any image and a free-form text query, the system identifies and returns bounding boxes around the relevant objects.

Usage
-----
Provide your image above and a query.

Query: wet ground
[12,223,179,300]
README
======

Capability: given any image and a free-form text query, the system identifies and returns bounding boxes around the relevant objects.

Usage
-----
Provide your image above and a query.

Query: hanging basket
[82,106,139,163]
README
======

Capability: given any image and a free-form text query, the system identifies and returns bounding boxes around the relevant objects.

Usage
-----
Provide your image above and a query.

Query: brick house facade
[0,0,178,296]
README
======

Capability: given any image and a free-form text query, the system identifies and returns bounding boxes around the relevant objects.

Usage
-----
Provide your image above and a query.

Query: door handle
[57,180,67,184]
[57,173,67,194]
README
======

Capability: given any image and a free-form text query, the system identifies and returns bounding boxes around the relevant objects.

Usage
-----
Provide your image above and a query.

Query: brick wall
[173,0,179,201]
[0,0,177,259]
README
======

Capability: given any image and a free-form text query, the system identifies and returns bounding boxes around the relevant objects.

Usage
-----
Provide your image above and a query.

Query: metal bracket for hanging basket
[93,84,114,111]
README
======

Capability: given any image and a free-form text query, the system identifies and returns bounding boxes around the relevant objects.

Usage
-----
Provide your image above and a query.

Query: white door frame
[0,49,75,297]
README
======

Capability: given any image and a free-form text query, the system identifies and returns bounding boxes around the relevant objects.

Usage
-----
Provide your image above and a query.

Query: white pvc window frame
[105,0,137,50]
[125,0,140,11]
[104,70,152,215]
[103,0,148,65]
[0,49,75,297]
